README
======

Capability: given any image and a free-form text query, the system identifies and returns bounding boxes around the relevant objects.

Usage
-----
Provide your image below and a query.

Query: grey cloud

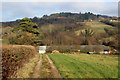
[1,2,118,22]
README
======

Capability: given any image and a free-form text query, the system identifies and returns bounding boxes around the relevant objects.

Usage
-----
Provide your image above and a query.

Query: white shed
[39,46,47,54]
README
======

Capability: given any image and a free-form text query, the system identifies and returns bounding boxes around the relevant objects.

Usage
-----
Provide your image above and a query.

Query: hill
[1,12,119,50]
[2,12,113,27]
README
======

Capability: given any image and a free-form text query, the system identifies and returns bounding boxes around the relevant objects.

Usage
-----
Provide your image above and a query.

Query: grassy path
[30,54,62,78]
[14,54,40,78]
[31,55,42,78]
[14,54,62,78]
[46,55,62,78]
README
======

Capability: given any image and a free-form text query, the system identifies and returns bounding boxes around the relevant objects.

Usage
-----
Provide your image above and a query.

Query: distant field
[86,21,117,33]
[48,54,118,78]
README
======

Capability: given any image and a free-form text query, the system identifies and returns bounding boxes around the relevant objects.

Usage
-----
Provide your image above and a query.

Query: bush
[2,45,37,78]
[8,32,38,45]
[60,49,71,53]
[80,50,89,53]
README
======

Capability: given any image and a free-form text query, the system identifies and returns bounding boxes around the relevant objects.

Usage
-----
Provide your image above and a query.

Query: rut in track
[31,55,42,78]
[46,55,62,78]
[30,54,62,78]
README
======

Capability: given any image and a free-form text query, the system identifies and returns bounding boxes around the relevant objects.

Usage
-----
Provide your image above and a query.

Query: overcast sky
[1,0,119,22]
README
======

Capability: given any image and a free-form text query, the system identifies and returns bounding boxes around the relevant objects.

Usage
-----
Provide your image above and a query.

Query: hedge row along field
[2,45,37,78]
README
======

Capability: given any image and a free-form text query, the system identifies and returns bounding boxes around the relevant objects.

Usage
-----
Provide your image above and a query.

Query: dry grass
[2,44,38,78]
[13,54,40,78]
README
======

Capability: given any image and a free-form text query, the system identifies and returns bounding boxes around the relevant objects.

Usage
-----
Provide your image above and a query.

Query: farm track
[30,54,62,78]
[46,55,62,78]
[31,55,43,78]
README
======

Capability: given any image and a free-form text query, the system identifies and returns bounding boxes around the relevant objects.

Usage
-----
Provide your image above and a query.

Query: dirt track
[31,55,42,78]
[30,54,62,78]
[46,55,62,78]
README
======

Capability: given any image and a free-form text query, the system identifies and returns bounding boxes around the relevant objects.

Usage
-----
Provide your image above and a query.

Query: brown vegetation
[2,45,37,78]
[52,50,60,54]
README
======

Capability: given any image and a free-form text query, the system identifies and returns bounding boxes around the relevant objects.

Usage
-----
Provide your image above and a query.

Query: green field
[48,54,118,78]
[75,21,117,36]
[86,21,117,33]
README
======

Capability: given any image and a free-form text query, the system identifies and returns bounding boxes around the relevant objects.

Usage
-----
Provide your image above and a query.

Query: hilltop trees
[2,12,113,28]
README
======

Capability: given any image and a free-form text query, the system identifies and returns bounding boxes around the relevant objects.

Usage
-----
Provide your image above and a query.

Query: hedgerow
[2,45,37,78]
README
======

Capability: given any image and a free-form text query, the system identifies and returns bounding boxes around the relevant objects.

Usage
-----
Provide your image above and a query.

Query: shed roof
[39,46,47,50]
[80,45,109,50]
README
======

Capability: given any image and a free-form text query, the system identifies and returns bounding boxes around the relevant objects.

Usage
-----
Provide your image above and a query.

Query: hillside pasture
[85,21,117,33]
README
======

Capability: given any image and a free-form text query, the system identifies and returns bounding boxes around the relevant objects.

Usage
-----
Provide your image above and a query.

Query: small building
[39,46,47,54]
[110,19,113,22]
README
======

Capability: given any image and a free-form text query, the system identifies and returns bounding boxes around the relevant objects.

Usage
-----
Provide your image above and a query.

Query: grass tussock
[14,54,40,78]
[2,45,38,78]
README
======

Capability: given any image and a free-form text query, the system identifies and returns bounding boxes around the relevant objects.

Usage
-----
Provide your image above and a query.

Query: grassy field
[48,53,118,78]
[75,21,117,36]
[86,21,117,33]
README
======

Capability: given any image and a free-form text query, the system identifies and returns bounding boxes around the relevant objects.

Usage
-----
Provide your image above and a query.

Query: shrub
[2,45,37,78]
[8,32,38,45]
[60,49,71,53]
[80,50,89,53]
